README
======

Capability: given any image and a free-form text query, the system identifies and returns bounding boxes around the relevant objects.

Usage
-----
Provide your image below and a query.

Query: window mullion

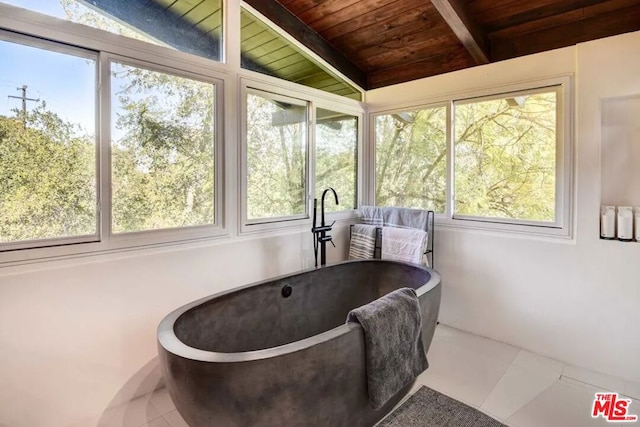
[99,53,112,244]
[446,101,454,220]
[308,103,316,216]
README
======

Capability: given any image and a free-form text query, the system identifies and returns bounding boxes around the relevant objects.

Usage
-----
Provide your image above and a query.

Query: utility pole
[8,85,40,128]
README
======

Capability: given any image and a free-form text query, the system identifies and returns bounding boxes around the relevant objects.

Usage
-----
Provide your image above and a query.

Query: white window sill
[435,215,575,242]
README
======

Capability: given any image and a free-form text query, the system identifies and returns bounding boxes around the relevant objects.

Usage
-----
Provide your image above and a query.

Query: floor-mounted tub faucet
[312,187,339,267]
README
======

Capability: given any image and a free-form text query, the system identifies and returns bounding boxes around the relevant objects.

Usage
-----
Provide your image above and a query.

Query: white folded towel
[381,226,428,266]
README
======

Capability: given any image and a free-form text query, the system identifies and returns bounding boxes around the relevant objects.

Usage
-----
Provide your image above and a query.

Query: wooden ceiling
[245,0,640,90]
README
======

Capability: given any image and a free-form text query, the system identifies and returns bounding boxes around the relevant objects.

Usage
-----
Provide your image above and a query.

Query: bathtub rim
[157,259,441,363]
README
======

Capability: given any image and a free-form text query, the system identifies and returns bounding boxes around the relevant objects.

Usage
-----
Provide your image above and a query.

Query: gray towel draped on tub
[346,287,428,409]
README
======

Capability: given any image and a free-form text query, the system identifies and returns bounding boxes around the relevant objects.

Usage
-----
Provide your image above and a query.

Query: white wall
[0,227,350,426]
[368,31,640,383]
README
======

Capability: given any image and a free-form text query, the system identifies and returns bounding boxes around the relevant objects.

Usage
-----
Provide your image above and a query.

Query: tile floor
[104,325,639,427]
[401,325,639,427]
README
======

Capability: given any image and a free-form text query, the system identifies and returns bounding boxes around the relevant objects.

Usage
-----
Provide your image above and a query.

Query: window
[0,27,223,259]
[240,7,361,100]
[2,0,223,62]
[110,61,217,233]
[241,82,362,231]
[315,108,358,212]
[245,90,308,223]
[454,89,559,225]
[373,80,571,236]
[374,106,447,213]
[0,34,97,250]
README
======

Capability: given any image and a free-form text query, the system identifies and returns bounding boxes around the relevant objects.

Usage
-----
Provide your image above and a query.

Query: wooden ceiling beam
[244,0,368,90]
[430,0,490,64]
[490,4,640,62]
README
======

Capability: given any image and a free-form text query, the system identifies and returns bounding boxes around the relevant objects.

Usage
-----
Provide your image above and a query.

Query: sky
[1,1,96,133]
[1,0,200,141]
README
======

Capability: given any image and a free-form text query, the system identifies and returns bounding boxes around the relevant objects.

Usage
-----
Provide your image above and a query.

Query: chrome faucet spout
[320,187,339,226]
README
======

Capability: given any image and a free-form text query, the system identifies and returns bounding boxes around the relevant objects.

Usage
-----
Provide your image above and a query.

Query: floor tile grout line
[503,379,564,426]
[479,348,522,410]
[559,374,621,393]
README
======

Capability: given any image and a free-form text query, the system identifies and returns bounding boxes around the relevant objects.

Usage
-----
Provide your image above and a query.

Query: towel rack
[349,209,435,268]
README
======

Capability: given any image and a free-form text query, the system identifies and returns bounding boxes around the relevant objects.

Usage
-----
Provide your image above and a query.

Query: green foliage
[375,107,447,213]
[454,93,556,221]
[315,111,358,212]
[111,63,215,233]
[245,98,359,220]
[0,105,96,242]
[246,94,306,220]
[374,92,557,222]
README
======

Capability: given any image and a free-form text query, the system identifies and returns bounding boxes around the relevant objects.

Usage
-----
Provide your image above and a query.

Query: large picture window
[315,108,358,212]
[0,28,223,259]
[0,35,97,250]
[374,80,571,236]
[454,89,558,225]
[374,106,447,213]
[110,61,216,233]
[245,90,308,223]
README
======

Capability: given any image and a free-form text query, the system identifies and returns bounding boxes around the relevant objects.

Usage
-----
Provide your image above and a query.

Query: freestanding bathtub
[157,259,441,427]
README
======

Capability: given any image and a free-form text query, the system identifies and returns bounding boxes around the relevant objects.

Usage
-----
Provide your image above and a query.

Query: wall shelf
[600,94,640,242]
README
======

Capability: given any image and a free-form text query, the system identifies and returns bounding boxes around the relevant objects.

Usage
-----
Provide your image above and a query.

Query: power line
[7,85,40,129]
[8,85,40,115]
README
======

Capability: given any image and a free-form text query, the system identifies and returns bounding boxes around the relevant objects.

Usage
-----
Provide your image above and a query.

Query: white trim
[104,53,227,241]
[98,51,111,245]
[240,85,310,231]
[445,102,453,219]
[0,3,229,78]
[451,79,573,237]
[238,66,364,110]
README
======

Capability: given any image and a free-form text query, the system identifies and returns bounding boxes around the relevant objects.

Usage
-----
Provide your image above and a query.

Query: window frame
[370,101,449,215]
[0,30,101,252]
[0,25,227,263]
[104,54,225,243]
[239,78,363,235]
[241,85,311,228]
[371,76,573,238]
[313,102,363,216]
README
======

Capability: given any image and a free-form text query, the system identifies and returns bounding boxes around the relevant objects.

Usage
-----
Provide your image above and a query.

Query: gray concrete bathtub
[157,259,441,427]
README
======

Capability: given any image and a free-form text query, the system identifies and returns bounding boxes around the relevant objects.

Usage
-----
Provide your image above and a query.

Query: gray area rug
[378,386,507,427]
